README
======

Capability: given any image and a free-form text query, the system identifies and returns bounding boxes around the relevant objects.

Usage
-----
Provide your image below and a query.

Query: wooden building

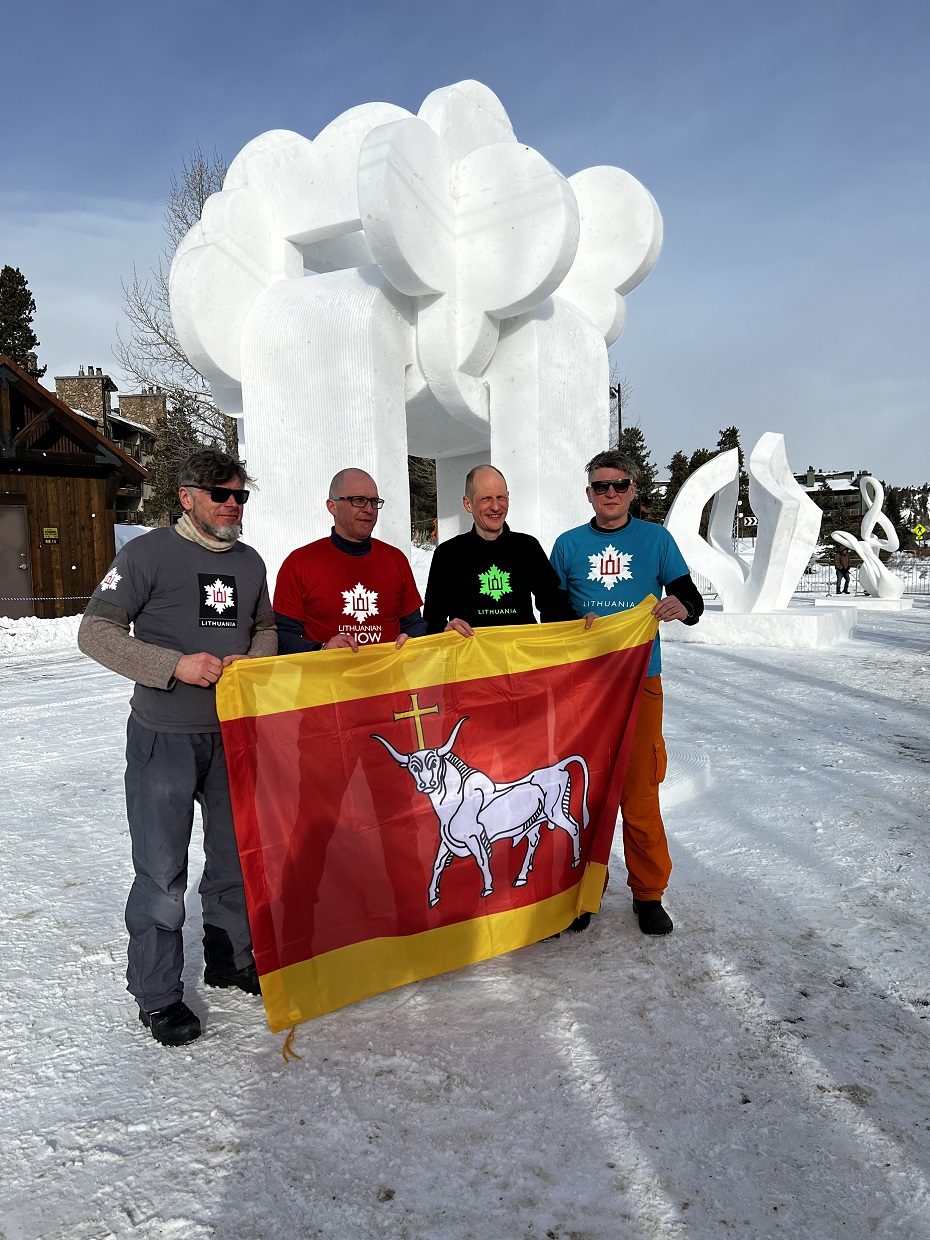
[53,369,163,523]
[0,356,147,619]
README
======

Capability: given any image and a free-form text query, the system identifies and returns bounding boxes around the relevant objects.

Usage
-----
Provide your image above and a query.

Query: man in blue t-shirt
[551,450,703,935]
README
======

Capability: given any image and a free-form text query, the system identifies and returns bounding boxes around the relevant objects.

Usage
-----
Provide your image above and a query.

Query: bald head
[326,467,382,543]
[465,464,507,501]
[329,467,377,499]
[463,465,509,540]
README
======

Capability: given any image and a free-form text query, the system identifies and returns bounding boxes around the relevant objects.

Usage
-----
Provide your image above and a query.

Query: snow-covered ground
[2,603,930,1239]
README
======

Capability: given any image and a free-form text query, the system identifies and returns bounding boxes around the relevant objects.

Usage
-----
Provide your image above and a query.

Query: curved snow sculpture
[832,476,904,600]
[665,432,822,612]
[169,80,662,581]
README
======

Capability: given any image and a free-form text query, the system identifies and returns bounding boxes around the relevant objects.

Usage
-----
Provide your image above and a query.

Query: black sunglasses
[333,495,385,509]
[192,485,250,505]
[590,478,634,495]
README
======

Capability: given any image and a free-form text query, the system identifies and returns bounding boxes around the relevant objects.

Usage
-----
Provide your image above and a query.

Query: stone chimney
[806,466,815,487]
[117,387,168,434]
[54,367,118,437]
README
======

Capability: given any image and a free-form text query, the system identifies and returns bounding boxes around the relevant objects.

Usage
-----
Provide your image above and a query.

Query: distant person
[550,450,703,937]
[78,449,276,1047]
[834,544,852,594]
[423,464,575,635]
[274,468,425,653]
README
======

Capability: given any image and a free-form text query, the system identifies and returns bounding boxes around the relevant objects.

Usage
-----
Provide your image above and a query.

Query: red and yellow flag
[217,600,658,1031]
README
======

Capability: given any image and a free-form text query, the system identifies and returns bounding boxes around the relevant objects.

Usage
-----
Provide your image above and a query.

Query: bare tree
[408,456,437,542]
[115,146,236,452]
[608,365,633,447]
[164,147,228,251]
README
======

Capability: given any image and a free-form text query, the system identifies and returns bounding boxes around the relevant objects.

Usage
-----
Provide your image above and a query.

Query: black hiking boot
[203,924,261,995]
[632,899,674,936]
[139,1001,201,1046]
[545,911,594,941]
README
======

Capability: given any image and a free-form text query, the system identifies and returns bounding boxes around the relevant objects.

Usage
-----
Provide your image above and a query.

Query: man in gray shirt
[78,449,276,1046]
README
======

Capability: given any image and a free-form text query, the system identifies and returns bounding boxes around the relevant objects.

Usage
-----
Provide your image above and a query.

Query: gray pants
[124,718,253,1011]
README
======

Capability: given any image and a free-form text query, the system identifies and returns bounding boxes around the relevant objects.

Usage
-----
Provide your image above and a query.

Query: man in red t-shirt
[274,468,425,653]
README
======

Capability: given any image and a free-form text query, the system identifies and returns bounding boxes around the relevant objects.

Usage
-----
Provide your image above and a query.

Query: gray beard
[203,520,240,543]
[190,513,240,542]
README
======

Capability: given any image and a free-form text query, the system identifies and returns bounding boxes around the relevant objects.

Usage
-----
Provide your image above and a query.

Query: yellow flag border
[258,863,609,1031]
[218,597,659,722]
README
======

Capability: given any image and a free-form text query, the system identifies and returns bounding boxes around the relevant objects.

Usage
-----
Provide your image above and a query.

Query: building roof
[0,355,146,484]
[109,411,157,438]
[53,369,118,393]
[801,477,860,494]
[71,406,156,439]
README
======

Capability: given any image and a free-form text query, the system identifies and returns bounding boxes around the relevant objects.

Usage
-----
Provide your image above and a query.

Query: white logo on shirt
[100,568,122,591]
[342,582,379,623]
[204,578,235,614]
[587,545,633,590]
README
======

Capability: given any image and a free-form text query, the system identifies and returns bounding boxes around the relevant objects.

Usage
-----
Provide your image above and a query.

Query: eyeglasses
[589,478,634,495]
[191,486,250,505]
[333,495,385,509]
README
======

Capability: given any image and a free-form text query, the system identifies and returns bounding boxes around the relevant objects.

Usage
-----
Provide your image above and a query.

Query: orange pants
[620,675,672,901]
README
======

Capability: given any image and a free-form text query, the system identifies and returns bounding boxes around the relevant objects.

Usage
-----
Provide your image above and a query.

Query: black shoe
[205,961,261,994]
[632,899,673,936]
[545,911,594,941]
[203,924,261,995]
[139,1001,201,1046]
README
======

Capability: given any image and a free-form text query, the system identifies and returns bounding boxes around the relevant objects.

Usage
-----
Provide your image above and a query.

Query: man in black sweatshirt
[424,464,575,635]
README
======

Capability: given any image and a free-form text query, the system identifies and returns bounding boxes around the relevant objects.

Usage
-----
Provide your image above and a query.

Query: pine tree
[140,395,209,525]
[617,423,656,516]
[0,265,46,377]
[688,447,714,474]
[662,450,691,515]
[716,425,749,534]
[882,485,911,552]
[715,426,744,471]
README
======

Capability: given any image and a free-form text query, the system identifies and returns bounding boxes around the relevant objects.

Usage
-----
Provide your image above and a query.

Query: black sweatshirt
[424,524,576,633]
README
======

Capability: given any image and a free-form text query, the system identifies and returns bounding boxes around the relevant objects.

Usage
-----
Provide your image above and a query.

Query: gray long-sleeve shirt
[78,528,276,732]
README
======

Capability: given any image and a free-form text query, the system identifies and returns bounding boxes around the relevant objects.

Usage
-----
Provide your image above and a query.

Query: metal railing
[795,564,930,595]
[693,563,930,597]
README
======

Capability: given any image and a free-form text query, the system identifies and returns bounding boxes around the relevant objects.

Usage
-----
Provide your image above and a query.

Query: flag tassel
[281,1025,301,1062]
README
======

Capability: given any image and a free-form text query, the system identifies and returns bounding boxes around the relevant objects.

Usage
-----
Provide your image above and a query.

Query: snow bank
[114,524,154,551]
[0,613,82,655]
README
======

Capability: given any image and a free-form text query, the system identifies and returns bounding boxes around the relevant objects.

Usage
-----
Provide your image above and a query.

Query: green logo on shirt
[478,565,512,601]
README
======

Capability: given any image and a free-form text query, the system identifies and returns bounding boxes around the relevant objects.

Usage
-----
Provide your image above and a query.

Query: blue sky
[3,0,928,483]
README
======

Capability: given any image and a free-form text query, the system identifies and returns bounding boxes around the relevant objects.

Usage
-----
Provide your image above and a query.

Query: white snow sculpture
[832,476,904,600]
[665,432,822,612]
[168,80,662,582]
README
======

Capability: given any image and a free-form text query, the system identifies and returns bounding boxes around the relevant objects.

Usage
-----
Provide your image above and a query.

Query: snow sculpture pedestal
[814,596,913,612]
[663,603,857,651]
[168,80,662,586]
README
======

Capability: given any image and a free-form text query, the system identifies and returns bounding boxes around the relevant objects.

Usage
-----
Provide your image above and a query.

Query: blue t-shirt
[550,518,689,676]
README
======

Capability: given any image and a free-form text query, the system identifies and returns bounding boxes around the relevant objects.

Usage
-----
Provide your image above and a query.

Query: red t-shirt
[274,537,422,645]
